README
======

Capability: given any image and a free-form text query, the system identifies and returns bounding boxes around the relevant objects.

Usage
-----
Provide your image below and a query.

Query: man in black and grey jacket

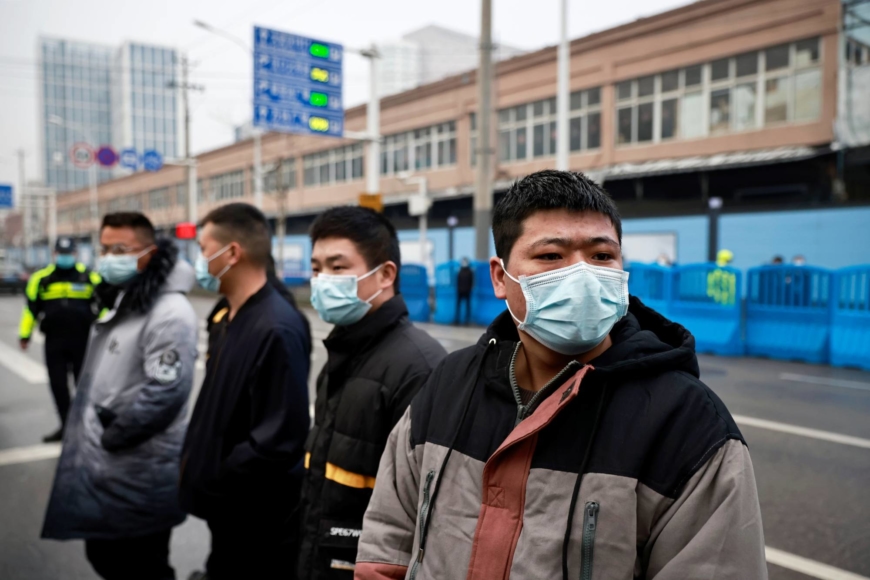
[297,207,447,580]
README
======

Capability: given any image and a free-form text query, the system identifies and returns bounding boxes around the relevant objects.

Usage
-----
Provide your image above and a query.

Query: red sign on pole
[70,142,95,169]
[176,222,197,240]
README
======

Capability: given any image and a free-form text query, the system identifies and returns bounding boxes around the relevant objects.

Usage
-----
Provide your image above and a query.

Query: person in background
[41,213,198,580]
[707,248,737,306]
[18,237,101,442]
[181,203,311,580]
[354,170,765,580]
[298,206,446,580]
[655,253,672,267]
[771,255,784,265]
[792,255,807,266]
[455,257,474,325]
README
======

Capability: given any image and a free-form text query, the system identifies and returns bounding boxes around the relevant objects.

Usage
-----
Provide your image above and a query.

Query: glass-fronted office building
[39,38,179,193]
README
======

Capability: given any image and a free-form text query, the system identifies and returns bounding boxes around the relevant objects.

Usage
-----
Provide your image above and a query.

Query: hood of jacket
[95,239,193,315]
[479,295,699,382]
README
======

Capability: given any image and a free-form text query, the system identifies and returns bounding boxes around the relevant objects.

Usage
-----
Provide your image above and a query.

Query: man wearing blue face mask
[19,236,101,442]
[181,202,311,580]
[356,170,766,580]
[297,206,446,580]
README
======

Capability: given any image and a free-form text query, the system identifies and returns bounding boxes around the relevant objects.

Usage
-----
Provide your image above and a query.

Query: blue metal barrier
[433,261,460,324]
[668,264,744,356]
[627,263,673,317]
[745,266,832,363]
[473,262,504,327]
[400,264,431,323]
[830,266,870,370]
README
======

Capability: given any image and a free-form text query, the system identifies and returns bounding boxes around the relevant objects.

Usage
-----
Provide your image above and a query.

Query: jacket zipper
[580,501,599,580]
[511,344,580,426]
[409,470,436,580]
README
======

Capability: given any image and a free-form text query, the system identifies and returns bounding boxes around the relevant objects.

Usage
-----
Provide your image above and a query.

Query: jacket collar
[323,294,409,356]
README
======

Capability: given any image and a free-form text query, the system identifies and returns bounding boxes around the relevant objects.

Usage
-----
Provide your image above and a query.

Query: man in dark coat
[42,213,198,580]
[180,203,311,580]
[297,207,447,580]
[455,257,474,325]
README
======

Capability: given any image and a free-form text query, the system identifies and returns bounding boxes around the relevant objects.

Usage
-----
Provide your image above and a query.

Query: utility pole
[474,0,494,261]
[556,0,570,171]
[360,45,381,196]
[275,153,288,280]
[17,149,28,265]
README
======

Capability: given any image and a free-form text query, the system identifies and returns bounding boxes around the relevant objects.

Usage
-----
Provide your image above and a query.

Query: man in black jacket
[180,203,311,580]
[455,257,474,325]
[298,207,447,580]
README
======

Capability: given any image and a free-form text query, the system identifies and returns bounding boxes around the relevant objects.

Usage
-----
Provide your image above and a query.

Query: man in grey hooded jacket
[42,212,198,580]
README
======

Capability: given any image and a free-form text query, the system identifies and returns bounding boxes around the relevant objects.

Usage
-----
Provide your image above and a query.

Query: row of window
[303,144,364,187]
[616,38,821,145]
[379,121,457,176]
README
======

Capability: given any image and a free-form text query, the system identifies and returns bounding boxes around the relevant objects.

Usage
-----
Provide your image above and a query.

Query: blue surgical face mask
[195,244,232,293]
[502,260,630,355]
[97,246,154,286]
[310,264,384,326]
[56,254,76,269]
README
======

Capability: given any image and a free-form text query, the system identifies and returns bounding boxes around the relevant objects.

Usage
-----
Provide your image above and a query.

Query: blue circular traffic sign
[96,146,118,167]
[119,148,140,171]
[142,150,164,172]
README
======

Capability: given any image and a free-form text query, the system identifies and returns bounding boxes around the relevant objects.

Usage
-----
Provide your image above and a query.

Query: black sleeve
[221,323,311,479]
[386,371,432,432]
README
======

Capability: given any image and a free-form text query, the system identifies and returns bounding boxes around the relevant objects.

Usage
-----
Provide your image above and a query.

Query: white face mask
[309,264,385,325]
[503,260,630,355]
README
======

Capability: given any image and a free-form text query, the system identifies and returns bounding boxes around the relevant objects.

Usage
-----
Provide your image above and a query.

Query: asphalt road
[0,293,868,580]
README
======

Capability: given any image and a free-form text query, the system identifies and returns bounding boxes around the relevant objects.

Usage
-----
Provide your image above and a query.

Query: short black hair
[200,203,272,267]
[102,212,156,244]
[310,206,401,290]
[493,170,622,264]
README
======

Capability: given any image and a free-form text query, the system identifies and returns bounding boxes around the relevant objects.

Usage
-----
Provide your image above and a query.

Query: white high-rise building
[377,25,525,98]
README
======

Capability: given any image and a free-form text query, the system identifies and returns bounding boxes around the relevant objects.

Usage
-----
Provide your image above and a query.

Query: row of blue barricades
[399,261,870,371]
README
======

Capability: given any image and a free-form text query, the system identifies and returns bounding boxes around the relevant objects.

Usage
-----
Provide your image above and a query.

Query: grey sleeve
[356,407,421,576]
[101,300,197,452]
[645,439,768,579]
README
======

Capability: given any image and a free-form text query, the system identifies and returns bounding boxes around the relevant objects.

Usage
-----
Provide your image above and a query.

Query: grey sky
[0,0,690,193]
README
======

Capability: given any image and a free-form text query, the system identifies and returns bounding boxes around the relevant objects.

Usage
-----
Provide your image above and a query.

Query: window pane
[319,163,329,184]
[638,76,655,97]
[352,156,363,178]
[334,157,346,181]
[765,77,789,124]
[637,103,653,142]
[794,69,821,121]
[570,92,583,111]
[549,120,557,155]
[516,126,527,159]
[765,44,789,71]
[617,107,633,144]
[547,97,556,114]
[570,116,582,151]
[498,109,511,124]
[735,52,758,77]
[685,65,702,87]
[733,83,757,131]
[533,123,545,156]
[515,105,527,121]
[587,112,601,149]
[661,98,678,139]
[448,138,456,165]
[617,81,633,101]
[498,130,511,161]
[711,58,730,81]
[533,100,546,117]
[470,136,477,166]
[710,89,731,133]
[470,113,477,131]
[681,92,704,138]
[381,151,389,175]
[795,38,820,67]
[587,87,600,106]
[661,70,679,92]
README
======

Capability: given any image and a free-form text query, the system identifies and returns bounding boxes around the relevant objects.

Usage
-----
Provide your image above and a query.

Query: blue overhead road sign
[0,184,12,209]
[252,26,344,138]
[142,150,164,172]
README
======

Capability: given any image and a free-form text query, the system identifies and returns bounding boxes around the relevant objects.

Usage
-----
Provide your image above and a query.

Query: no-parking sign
[70,143,95,168]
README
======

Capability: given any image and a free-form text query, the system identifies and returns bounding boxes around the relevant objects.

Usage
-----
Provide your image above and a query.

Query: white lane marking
[0,340,48,384]
[0,443,61,467]
[766,547,870,580]
[779,373,870,392]
[734,415,870,450]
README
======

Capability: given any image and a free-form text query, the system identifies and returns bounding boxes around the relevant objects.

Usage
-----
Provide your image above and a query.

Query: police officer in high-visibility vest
[19,237,101,442]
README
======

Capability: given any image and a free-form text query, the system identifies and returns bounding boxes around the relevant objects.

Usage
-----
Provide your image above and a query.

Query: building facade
[39,37,179,193]
[52,0,870,273]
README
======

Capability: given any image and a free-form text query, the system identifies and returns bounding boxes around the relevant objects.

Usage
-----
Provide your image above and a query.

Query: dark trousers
[85,529,175,580]
[206,514,299,580]
[455,293,472,325]
[44,337,87,425]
